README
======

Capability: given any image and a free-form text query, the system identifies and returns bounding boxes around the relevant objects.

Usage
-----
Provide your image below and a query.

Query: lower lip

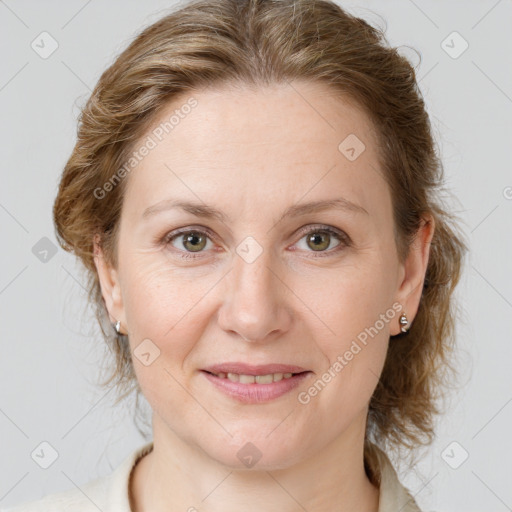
[201,371,311,404]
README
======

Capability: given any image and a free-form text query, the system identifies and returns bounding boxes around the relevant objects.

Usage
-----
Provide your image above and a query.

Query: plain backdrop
[1,1,511,510]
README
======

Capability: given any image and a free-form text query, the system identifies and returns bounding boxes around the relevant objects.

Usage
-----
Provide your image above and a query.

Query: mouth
[200,367,312,404]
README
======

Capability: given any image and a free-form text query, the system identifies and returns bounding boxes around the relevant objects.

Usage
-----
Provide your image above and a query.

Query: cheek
[121,254,217,341]
[120,256,217,424]
[302,255,396,402]
[119,254,226,405]
[303,256,396,348]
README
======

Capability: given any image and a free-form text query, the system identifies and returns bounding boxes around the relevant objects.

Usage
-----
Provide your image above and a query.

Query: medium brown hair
[53,0,467,470]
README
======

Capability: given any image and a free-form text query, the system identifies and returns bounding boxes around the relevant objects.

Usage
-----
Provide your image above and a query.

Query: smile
[200,370,312,403]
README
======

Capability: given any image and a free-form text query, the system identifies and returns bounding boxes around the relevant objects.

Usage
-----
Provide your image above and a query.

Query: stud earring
[113,320,122,335]
[399,312,409,333]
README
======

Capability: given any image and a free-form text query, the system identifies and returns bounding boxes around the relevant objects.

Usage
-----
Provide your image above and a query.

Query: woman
[5,0,467,510]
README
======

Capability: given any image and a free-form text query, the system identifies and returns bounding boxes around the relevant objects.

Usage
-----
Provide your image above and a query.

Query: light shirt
[2,441,422,511]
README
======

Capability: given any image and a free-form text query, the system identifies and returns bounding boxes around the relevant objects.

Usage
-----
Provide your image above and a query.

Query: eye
[294,225,349,255]
[164,228,214,258]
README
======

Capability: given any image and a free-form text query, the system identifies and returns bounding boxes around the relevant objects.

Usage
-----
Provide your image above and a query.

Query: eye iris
[307,231,330,251]
[183,231,206,252]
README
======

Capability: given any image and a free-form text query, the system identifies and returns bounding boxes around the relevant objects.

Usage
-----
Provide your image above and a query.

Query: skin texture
[94,81,434,512]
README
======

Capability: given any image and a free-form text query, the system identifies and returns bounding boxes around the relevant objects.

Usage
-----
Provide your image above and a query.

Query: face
[95,81,432,469]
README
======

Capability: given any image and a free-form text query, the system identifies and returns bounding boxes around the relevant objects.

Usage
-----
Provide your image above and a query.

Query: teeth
[239,374,254,384]
[214,372,298,383]
[255,374,273,384]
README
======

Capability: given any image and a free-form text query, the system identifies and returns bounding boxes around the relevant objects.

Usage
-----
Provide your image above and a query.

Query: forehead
[122,81,388,221]
[154,81,378,160]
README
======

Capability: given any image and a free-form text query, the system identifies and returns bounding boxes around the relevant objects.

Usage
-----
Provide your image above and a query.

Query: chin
[205,429,308,471]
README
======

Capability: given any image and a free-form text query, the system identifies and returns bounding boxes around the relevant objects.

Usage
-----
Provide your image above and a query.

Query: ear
[93,234,126,333]
[391,214,435,335]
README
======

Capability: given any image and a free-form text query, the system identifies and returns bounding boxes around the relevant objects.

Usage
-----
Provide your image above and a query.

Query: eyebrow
[141,197,369,223]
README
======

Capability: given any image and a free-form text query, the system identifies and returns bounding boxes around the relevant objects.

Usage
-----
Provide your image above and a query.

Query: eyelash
[159,224,351,260]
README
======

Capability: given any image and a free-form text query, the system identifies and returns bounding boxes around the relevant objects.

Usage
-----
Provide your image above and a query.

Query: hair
[53,0,468,475]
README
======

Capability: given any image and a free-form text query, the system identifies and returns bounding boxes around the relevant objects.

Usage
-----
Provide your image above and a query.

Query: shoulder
[2,442,154,512]
[1,475,108,512]
[365,441,425,512]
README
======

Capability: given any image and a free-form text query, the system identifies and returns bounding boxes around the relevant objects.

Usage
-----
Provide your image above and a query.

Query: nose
[217,244,293,343]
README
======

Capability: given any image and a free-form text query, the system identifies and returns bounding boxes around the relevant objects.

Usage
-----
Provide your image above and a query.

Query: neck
[130,412,380,512]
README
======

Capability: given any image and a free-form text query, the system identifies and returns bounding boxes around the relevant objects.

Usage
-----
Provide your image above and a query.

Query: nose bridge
[218,236,290,341]
[234,241,275,299]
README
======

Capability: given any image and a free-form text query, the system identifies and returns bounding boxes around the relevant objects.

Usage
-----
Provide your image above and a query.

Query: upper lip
[202,363,309,376]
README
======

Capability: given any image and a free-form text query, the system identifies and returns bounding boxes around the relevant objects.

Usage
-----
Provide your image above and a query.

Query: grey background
[1,0,511,510]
